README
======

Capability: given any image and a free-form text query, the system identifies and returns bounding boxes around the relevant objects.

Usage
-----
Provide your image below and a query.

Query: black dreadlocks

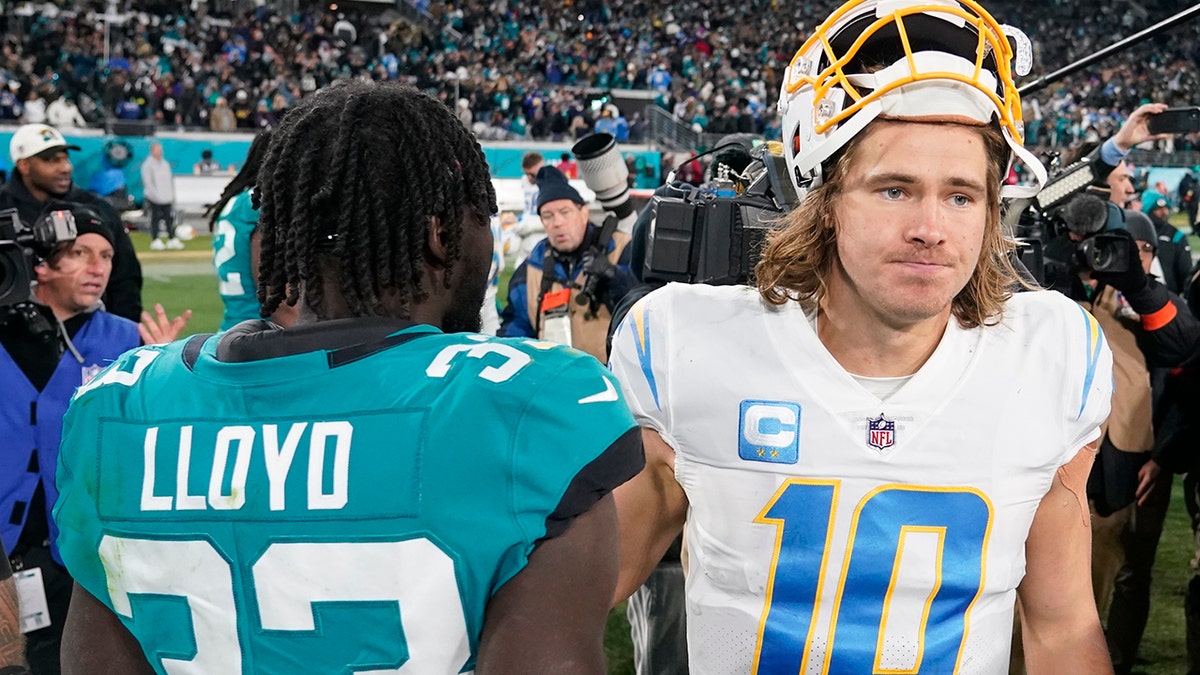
[255,82,498,319]
[205,130,273,232]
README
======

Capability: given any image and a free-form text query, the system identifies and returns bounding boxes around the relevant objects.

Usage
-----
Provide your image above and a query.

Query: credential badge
[867,413,895,451]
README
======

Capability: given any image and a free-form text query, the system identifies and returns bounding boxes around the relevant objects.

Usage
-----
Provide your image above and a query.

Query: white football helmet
[778,0,1046,199]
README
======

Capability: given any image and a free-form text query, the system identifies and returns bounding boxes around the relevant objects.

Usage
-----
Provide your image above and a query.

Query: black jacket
[1148,213,1192,295]
[1110,279,1200,475]
[0,172,142,322]
[1121,280,1200,371]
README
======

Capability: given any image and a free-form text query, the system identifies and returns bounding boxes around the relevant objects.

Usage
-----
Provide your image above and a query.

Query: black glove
[580,256,637,310]
[598,265,638,309]
[1089,229,1148,296]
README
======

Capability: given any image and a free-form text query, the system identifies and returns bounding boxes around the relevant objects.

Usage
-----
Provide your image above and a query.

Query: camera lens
[0,247,27,308]
[1090,245,1114,272]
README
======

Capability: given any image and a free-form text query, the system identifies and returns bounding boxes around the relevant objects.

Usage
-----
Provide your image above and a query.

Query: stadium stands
[0,0,1193,157]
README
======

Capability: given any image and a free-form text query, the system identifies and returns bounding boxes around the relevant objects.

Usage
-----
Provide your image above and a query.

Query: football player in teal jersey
[208,130,277,331]
[55,81,643,675]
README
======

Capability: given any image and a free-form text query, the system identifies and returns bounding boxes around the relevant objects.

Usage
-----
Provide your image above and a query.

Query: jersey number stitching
[99,536,470,673]
[753,481,992,674]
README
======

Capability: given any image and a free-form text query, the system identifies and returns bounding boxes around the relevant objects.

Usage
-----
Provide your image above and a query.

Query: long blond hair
[754,119,1028,329]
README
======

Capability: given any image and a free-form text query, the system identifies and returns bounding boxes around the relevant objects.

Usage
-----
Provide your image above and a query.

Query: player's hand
[1112,103,1170,152]
[138,303,193,345]
[1135,458,1163,507]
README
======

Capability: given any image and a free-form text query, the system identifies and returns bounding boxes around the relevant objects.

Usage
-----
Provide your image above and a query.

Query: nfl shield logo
[867,413,895,451]
[81,364,103,386]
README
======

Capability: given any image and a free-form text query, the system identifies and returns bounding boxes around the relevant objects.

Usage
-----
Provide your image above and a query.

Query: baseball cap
[10,124,81,163]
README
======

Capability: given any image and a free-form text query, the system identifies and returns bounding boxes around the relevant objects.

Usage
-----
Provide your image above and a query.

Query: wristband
[1141,302,1178,331]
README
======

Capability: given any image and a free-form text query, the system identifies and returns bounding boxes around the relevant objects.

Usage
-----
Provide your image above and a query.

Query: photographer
[498,165,635,362]
[0,214,140,674]
[0,124,142,323]
[1050,195,1197,672]
[1093,212,1200,674]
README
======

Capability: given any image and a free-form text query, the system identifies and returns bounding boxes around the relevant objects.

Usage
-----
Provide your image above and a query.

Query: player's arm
[1017,443,1113,674]
[612,428,688,604]
[476,493,619,675]
[61,583,155,675]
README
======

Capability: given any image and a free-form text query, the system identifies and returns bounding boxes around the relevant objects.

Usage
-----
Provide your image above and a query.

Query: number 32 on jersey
[753,480,992,674]
[99,536,470,674]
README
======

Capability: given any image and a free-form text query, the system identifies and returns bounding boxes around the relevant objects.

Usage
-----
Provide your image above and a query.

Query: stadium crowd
[0,0,1194,150]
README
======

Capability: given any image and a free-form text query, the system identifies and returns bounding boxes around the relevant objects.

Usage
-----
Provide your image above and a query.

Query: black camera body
[644,150,796,286]
[1073,230,1129,274]
[0,207,78,308]
[1009,149,1133,284]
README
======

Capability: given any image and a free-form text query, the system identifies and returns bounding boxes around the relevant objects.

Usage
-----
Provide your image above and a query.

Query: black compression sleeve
[539,426,645,543]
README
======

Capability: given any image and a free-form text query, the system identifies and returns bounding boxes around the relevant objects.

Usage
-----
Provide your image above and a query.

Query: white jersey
[609,284,1113,674]
[514,177,543,236]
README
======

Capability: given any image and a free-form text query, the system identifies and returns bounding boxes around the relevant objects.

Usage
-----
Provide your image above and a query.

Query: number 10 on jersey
[752,480,993,673]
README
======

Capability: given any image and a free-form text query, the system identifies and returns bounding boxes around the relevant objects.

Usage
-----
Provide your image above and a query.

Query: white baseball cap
[10,124,81,163]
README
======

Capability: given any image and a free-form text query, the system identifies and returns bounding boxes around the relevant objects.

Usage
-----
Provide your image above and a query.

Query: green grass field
[130,217,1200,673]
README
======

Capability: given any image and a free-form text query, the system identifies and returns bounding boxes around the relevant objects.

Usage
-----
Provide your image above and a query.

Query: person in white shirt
[45,96,87,130]
[140,142,180,250]
[508,151,545,265]
[22,91,46,124]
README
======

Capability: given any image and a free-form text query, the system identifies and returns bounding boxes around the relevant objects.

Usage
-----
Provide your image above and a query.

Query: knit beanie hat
[535,165,584,213]
[1123,209,1157,250]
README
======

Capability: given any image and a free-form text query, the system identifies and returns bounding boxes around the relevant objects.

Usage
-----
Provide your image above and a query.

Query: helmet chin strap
[1000,142,1048,199]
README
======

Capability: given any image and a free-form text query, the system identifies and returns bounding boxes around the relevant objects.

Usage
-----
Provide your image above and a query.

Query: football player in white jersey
[608,0,1116,672]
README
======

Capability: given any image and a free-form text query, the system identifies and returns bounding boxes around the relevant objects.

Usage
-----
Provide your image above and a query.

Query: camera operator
[498,165,636,362]
[0,213,141,674]
[0,124,142,323]
[1051,195,1198,672]
[1096,208,1200,675]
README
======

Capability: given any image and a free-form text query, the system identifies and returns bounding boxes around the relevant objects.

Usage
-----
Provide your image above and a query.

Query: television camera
[0,207,79,309]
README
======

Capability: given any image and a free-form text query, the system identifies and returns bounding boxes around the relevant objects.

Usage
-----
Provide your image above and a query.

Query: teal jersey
[56,323,640,674]
[213,189,260,330]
